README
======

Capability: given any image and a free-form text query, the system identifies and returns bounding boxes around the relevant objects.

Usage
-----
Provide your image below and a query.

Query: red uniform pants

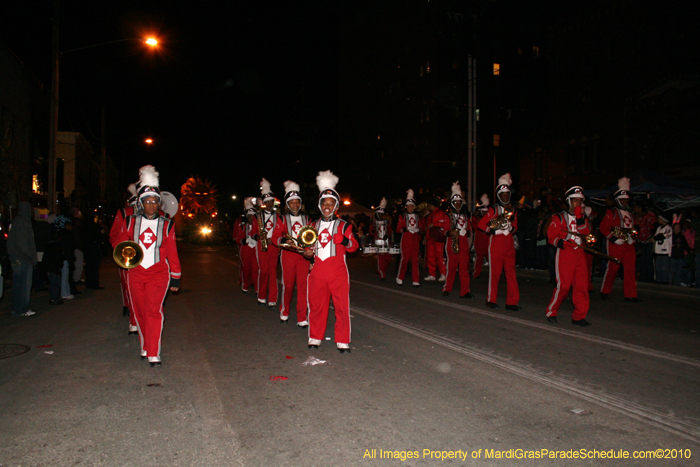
[239,244,257,292]
[473,231,489,278]
[601,242,637,298]
[376,253,392,279]
[397,233,420,282]
[118,268,137,326]
[127,263,169,358]
[307,256,351,345]
[256,246,279,303]
[280,250,309,322]
[487,235,520,305]
[585,253,593,292]
[546,247,589,320]
[425,239,446,278]
[443,238,471,295]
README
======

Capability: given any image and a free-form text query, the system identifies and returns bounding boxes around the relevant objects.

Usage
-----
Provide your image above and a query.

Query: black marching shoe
[442,291,449,297]
[624,297,641,303]
[485,301,499,309]
[150,362,162,368]
[505,304,522,311]
[547,316,558,324]
[572,318,592,327]
[338,348,351,354]
[600,292,609,301]
[308,344,319,349]
[123,306,129,317]
[460,293,474,299]
[49,299,64,306]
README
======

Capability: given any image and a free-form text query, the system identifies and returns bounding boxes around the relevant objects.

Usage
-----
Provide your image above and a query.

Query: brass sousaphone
[280,225,318,252]
[113,241,144,269]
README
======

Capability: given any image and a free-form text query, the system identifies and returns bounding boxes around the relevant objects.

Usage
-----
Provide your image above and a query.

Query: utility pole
[467,55,477,210]
[48,0,59,211]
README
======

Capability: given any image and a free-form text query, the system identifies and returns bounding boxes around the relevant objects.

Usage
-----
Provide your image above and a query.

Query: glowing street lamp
[343,200,351,205]
[145,37,158,47]
[145,138,153,145]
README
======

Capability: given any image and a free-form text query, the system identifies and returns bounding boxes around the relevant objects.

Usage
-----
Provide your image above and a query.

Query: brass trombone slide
[564,239,620,264]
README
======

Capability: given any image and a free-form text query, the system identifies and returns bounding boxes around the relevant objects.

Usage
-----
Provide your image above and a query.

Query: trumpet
[488,208,513,231]
[280,225,318,252]
[113,241,144,269]
[563,230,596,247]
[612,226,638,240]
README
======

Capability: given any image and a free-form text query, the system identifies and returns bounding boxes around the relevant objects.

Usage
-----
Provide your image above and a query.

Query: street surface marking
[351,305,700,445]
[352,280,700,369]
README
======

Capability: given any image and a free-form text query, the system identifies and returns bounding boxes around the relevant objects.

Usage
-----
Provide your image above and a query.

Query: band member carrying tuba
[250,178,284,307]
[277,180,312,326]
[113,165,181,368]
[303,170,359,353]
[545,186,592,326]
[443,182,473,298]
[599,177,639,303]
[395,189,423,287]
[478,173,521,311]
[369,197,393,281]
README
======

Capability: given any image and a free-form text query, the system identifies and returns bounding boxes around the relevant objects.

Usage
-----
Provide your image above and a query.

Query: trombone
[279,225,318,253]
[113,241,144,269]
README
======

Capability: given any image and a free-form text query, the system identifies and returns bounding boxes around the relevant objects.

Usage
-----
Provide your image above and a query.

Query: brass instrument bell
[113,241,144,269]
[281,225,318,252]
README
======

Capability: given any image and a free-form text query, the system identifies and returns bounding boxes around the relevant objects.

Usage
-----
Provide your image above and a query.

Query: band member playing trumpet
[545,186,592,326]
[396,189,423,287]
[232,197,259,293]
[114,165,181,368]
[443,182,473,298]
[303,171,359,353]
[471,194,490,279]
[478,173,520,311]
[599,177,639,302]
[277,180,311,326]
[370,197,392,280]
[250,178,284,307]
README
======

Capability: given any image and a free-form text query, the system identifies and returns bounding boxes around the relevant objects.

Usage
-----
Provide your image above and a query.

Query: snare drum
[378,246,389,254]
[364,245,378,254]
[388,246,401,255]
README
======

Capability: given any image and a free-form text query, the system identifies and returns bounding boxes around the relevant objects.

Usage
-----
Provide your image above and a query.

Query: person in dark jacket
[668,220,691,286]
[42,228,65,305]
[7,201,37,316]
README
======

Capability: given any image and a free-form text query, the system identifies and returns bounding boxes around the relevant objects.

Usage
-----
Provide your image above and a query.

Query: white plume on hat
[127,183,137,196]
[244,197,254,211]
[379,197,387,209]
[316,170,339,192]
[139,165,159,187]
[260,178,272,193]
[406,189,414,200]
[283,180,300,194]
[451,181,462,197]
[618,177,630,192]
[480,194,490,207]
[498,173,512,187]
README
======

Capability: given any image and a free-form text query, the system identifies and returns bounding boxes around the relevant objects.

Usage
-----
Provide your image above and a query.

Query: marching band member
[278,180,311,326]
[369,197,392,281]
[250,178,284,307]
[303,171,359,353]
[114,166,181,367]
[471,194,490,279]
[232,197,259,293]
[109,183,138,331]
[424,198,449,281]
[443,182,473,298]
[396,189,423,287]
[478,173,521,311]
[599,177,639,302]
[545,186,592,326]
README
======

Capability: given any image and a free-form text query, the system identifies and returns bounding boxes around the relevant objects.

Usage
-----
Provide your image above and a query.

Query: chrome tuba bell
[160,191,179,218]
[113,240,144,269]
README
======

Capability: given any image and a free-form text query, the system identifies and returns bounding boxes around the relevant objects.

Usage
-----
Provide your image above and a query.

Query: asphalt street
[1,243,699,466]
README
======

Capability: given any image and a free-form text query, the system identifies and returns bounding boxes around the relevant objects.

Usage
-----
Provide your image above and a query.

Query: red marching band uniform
[599,177,638,301]
[306,171,359,352]
[424,201,450,280]
[249,178,284,306]
[369,197,392,280]
[232,198,259,293]
[395,189,423,286]
[277,180,311,325]
[112,165,181,367]
[477,173,520,309]
[110,203,136,326]
[545,186,591,325]
[443,182,472,297]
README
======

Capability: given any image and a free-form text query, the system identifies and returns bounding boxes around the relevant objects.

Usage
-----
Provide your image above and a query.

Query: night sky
[3,1,341,203]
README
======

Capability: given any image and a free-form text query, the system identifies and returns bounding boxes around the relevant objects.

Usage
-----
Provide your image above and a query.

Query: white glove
[614,238,625,245]
[584,206,592,216]
[246,237,257,248]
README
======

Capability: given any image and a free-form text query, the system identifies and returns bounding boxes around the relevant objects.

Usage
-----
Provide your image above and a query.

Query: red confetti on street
[269,375,289,381]
[36,345,53,348]
[285,355,294,359]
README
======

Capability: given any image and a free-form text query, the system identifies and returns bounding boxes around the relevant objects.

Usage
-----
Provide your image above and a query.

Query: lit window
[427,61,430,73]
[493,134,500,147]
[493,63,500,75]
[533,46,539,57]
[476,109,480,121]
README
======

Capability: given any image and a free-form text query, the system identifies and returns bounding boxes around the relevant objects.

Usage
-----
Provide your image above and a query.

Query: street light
[145,138,153,145]
[47,22,160,210]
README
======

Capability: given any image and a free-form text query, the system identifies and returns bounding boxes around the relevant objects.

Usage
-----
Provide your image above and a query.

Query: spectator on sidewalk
[668,217,691,287]
[653,215,673,284]
[634,202,657,283]
[7,201,37,317]
[681,219,695,287]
